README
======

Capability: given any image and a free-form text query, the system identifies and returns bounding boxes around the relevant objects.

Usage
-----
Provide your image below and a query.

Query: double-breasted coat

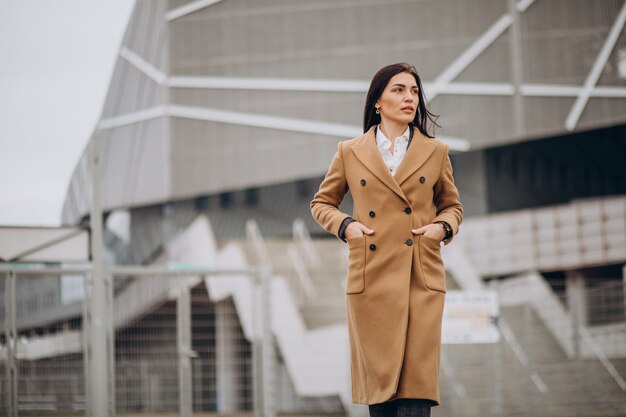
[310,124,463,405]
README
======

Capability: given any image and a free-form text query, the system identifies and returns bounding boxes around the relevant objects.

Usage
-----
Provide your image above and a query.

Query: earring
[375,108,380,114]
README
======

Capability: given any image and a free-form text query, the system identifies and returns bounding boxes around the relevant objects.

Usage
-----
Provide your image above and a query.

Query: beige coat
[310,124,463,405]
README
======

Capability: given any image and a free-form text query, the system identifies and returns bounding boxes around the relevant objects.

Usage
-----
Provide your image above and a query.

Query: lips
[401,106,414,112]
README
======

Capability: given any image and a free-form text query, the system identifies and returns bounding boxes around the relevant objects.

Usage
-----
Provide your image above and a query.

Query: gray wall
[62,0,626,224]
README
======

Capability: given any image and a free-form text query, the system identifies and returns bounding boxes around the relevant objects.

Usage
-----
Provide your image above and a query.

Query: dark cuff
[338,216,356,242]
[434,221,453,240]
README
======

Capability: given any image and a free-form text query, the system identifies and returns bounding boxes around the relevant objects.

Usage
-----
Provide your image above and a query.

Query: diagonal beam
[427,0,537,101]
[165,0,225,22]
[516,0,537,13]
[96,105,470,151]
[427,15,512,100]
[119,46,167,85]
[565,1,626,131]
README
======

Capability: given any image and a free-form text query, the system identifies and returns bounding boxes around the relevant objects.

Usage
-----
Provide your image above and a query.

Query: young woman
[310,63,463,417]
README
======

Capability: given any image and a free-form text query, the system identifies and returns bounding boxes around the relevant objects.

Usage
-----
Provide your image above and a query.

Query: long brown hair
[363,63,440,138]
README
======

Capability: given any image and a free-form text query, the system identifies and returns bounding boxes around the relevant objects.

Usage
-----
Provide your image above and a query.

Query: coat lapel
[351,125,437,202]
[394,126,436,186]
[351,125,408,203]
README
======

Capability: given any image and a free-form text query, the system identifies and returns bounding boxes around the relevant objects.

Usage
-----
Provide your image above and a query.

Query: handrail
[287,244,318,301]
[246,219,271,268]
[292,218,321,268]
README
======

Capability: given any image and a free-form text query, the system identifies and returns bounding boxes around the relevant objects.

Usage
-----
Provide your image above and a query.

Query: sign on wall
[442,290,500,344]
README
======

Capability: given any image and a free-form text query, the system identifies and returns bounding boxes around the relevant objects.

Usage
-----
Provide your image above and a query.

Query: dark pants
[368,398,436,417]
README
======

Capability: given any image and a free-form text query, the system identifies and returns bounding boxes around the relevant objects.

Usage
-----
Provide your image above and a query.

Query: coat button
[419,176,426,184]
[405,239,413,246]
[404,207,412,214]
[369,210,375,218]
[369,244,376,251]
[360,179,366,186]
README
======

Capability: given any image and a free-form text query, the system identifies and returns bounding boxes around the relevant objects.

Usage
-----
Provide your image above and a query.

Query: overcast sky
[0,1,135,226]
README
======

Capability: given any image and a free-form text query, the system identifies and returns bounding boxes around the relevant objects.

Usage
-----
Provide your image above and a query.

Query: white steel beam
[167,105,470,151]
[592,86,626,98]
[427,14,513,100]
[565,1,626,131]
[436,82,515,96]
[119,46,167,85]
[168,104,361,138]
[427,0,538,101]
[120,47,626,100]
[169,75,369,92]
[521,84,583,97]
[97,106,167,130]
[165,0,225,21]
[97,104,470,151]
[516,0,537,13]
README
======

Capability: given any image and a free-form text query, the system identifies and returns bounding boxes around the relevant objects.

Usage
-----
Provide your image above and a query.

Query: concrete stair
[439,303,626,416]
[237,237,348,329]
[239,231,626,415]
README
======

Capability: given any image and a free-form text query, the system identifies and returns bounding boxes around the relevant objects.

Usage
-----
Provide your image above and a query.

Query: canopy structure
[61,0,626,225]
[0,226,89,263]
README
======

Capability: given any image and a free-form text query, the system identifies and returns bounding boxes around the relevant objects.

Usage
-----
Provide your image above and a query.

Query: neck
[379,119,408,140]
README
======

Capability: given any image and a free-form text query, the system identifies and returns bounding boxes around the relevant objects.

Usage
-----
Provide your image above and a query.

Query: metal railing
[0,263,274,417]
[1,258,625,417]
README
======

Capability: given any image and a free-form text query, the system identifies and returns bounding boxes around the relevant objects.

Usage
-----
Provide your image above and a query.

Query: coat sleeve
[431,143,464,246]
[310,141,352,241]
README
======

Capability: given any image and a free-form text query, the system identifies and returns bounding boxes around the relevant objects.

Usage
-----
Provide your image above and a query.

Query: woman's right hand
[345,221,375,241]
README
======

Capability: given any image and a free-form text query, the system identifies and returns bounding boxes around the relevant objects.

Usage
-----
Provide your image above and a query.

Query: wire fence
[0,266,625,417]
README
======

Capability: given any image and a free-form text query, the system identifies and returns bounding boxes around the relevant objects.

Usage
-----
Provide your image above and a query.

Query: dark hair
[363,63,440,138]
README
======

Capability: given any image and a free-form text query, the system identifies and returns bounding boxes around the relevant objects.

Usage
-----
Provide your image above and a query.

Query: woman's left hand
[411,224,445,241]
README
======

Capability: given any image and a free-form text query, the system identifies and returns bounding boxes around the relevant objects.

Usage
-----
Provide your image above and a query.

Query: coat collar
[351,124,436,203]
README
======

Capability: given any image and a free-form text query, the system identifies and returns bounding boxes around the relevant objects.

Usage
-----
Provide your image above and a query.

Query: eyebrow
[392,84,419,89]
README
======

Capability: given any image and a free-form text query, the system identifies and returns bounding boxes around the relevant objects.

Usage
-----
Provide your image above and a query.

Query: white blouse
[375,124,410,176]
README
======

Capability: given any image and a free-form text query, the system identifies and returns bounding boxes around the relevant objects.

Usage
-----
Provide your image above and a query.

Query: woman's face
[375,72,419,125]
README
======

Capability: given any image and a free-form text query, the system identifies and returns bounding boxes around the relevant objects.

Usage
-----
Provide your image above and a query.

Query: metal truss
[105,0,626,148]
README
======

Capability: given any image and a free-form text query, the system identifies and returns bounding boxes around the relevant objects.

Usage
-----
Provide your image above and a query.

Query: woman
[310,63,463,417]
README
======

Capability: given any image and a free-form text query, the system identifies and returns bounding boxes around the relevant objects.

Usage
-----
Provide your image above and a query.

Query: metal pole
[488,279,503,417]
[523,303,535,417]
[508,0,526,137]
[89,133,109,417]
[5,271,18,417]
[105,273,115,416]
[252,268,264,417]
[260,264,275,417]
[571,285,583,417]
[177,281,194,417]
[82,273,92,416]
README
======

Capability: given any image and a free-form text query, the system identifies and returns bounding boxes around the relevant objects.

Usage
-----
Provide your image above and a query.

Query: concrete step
[301,299,347,328]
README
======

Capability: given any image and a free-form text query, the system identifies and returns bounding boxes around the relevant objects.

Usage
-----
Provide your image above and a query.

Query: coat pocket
[346,235,366,294]
[418,235,446,293]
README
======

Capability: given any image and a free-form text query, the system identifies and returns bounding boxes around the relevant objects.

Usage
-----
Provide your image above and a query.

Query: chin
[398,116,415,124]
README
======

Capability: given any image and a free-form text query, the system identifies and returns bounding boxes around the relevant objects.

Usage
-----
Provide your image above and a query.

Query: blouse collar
[376,124,411,151]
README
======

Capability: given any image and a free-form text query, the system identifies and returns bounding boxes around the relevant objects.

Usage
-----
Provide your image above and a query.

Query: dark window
[245,188,259,206]
[195,196,210,211]
[510,154,518,184]
[492,151,501,180]
[220,192,233,208]
[527,158,536,189]
[296,180,310,199]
